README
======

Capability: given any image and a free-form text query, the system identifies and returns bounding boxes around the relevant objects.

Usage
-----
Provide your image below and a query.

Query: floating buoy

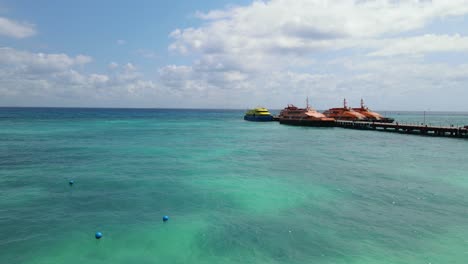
[163,215,169,222]
[95,232,103,239]
[69,180,74,186]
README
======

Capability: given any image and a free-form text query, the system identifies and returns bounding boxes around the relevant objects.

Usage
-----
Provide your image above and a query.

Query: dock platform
[335,121,468,138]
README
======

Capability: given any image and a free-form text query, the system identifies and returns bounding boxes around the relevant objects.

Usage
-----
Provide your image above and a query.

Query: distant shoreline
[1,106,468,115]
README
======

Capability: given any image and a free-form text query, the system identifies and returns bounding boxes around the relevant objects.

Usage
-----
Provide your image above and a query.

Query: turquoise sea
[1,107,468,264]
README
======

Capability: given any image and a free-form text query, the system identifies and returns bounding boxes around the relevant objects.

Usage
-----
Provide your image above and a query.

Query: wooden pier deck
[335,121,468,138]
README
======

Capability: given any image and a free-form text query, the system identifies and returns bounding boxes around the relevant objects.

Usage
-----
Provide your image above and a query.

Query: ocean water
[1,107,468,264]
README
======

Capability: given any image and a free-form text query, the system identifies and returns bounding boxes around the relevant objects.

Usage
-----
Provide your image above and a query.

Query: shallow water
[1,108,468,264]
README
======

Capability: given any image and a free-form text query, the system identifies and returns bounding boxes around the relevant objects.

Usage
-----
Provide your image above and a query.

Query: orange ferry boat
[353,99,394,123]
[323,99,367,121]
[279,98,335,127]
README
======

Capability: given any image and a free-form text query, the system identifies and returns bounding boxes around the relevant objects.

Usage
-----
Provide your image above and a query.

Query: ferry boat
[323,99,367,121]
[353,99,394,123]
[244,107,274,121]
[278,98,335,127]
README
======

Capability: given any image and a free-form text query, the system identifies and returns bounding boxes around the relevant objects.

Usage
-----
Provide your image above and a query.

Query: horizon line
[1,106,468,113]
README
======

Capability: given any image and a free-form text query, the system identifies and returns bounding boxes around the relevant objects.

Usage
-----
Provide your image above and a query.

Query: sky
[1,0,468,110]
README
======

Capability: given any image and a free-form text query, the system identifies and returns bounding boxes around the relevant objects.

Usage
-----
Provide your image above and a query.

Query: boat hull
[379,117,394,123]
[363,117,394,123]
[332,117,365,121]
[244,115,274,122]
[279,119,335,127]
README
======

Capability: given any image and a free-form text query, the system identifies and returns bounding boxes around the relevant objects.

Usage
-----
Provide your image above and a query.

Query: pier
[335,120,468,138]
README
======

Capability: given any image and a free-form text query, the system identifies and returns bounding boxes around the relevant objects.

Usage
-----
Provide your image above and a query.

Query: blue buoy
[163,215,169,222]
[69,180,74,186]
[95,232,103,239]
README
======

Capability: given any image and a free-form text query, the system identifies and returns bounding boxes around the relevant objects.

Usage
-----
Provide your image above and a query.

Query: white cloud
[89,73,110,84]
[116,39,126,45]
[370,34,468,56]
[0,17,36,38]
[166,0,468,84]
[161,0,468,110]
[2,1,468,110]
[124,63,136,71]
[170,0,468,57]
[108,62,119,69]
[0,47,170,107]
[0,47,92,75]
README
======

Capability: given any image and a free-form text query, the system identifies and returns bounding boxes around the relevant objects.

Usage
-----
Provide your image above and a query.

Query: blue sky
[1,0,468,110]
[1,0,248,71]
